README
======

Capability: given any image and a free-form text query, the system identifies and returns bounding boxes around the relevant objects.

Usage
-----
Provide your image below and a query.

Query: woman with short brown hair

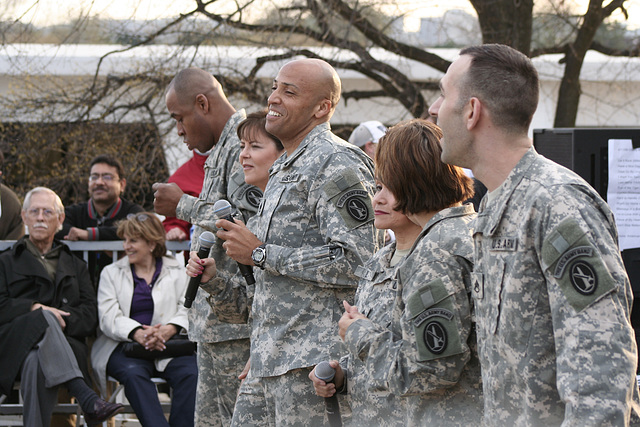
[311,119,483,426]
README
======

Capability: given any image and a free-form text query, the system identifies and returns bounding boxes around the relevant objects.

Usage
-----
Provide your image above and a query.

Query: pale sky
[5,0,640,30]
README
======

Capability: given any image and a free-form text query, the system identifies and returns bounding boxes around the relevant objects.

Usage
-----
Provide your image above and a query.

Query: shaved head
[280,59,341,113]
[167,67,226,105]
[165,67,236,152]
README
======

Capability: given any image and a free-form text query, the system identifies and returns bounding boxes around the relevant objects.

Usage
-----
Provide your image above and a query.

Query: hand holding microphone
[213,200,256,286]
[184,231,215,308]
[314,361,343,427]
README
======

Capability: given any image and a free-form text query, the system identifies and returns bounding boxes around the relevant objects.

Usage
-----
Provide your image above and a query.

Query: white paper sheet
[607,139,640,251]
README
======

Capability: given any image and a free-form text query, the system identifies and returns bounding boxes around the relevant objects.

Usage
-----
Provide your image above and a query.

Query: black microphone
[213,199,256,286]
[315,361,343,427]
[184,231,215,308]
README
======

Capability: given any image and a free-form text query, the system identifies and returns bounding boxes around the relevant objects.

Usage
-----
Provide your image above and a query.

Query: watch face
[253,247,265,263]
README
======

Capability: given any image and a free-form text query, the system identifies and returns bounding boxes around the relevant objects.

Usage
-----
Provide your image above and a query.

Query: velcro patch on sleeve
[541,218,616,313]
[406,277,464,362]
[323,170,374,229]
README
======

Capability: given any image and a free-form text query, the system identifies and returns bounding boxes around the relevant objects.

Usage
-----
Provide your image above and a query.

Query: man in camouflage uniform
[217,58,383,426]
[153,67,261,426]
[429,43,640,425]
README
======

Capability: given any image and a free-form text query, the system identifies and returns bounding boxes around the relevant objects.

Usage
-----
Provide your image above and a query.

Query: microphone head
[198,231,216,250]
[213,199,233,220]
[315,361,335,382]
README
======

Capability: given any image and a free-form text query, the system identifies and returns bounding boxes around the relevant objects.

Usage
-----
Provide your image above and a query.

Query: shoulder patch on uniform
[568,260,598,295]
[554,246,593,278]
[323,170,374,229]
[337,189,369,208]
[406,277,464,362]
[244,187,263,209]
[423,321,448,355]
[542,218,616,313]
[344,195,369,222]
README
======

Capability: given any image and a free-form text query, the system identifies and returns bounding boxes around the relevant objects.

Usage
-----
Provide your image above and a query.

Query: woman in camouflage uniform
[311,119,483,426]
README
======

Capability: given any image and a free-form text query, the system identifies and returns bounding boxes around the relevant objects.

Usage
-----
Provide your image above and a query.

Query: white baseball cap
[348,121,387,148]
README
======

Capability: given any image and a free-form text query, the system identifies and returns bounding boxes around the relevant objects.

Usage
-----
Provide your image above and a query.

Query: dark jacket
[0,237,97,395]
[55,197,143,284]
[0,183,25,240]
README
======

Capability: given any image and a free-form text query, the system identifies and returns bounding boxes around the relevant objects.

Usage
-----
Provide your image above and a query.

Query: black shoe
[84,398,124,426]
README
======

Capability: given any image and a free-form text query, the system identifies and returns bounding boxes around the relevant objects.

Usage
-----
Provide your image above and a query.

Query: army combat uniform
[175,109,262,427]
[343,204,483,426]
[231,123,383,426]
[339,242,404,426]
[472,148,640,426]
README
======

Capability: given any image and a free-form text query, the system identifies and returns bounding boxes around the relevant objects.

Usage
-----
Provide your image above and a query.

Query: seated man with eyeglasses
[0,187,124,426]
[56,154,143,284]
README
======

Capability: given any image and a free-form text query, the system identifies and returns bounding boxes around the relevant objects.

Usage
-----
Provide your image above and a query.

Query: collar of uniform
[205,109,246,170]
[354,242,397,282]
[219,109,247,150]
[476,146,538,236]
[281,122,331,169]
[408,203,476,254]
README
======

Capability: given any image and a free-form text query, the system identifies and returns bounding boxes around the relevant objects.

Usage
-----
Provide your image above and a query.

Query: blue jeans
[107,344,197,427]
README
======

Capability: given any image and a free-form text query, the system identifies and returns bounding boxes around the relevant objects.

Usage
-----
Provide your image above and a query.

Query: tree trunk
[554,2,608,127]
[470,0,534,56]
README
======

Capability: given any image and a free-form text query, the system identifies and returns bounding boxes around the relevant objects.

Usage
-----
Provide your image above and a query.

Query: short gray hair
[23,187,64,214]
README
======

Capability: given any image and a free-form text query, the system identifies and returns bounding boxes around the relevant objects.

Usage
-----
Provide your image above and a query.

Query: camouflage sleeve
[343,256,473,396]
[338,354,350,395]
[264,206,377,288]
[175,193,205,229]
[199,266,251,324]
[262,168,381,289]
[177,194,228,234]
[539,185,638,424]
[175,147,242,234]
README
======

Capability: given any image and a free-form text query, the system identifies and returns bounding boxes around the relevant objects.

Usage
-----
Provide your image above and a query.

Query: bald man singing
[217,59,383,425]
[153,68,261,426]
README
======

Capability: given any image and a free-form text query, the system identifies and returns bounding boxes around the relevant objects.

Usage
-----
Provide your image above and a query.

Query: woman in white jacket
[91,212,197,427]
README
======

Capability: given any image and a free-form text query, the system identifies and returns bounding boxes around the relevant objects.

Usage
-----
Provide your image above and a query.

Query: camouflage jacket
[473,147,640,426]
[249,122,383,377]
[339,242,404,426]
[204,215,258,325]
[176,109,261,343]
[344,204,483,426]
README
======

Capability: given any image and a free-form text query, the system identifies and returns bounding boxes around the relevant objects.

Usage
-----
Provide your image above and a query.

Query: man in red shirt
[162,149,209,242]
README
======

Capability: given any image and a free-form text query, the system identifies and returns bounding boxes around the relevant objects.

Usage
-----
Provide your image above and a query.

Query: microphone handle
[324,394,342,427]
[184,244,213,308]
[219,213,256,286]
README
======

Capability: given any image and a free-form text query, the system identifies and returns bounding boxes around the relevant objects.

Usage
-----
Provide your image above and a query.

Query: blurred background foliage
[0,121,167,210]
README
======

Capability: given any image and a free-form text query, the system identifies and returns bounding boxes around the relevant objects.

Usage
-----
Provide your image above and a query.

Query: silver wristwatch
[251,244,267,269]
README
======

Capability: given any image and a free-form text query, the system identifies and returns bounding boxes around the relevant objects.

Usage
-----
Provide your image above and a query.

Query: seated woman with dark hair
[310,119,483,425]
[91,212,197,427]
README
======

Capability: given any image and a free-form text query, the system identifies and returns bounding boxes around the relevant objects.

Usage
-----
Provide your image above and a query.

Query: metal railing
[0,240,191,262]
[0,239,190,425]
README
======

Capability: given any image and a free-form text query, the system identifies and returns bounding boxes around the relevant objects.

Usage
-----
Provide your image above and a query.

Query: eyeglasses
[127,213,150,222]
[26,208,57,219]
[89,173,118,182]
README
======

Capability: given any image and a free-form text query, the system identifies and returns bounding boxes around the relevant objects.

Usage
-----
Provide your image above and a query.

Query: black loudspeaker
[534,128,640,371]
[533,128,640,200]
